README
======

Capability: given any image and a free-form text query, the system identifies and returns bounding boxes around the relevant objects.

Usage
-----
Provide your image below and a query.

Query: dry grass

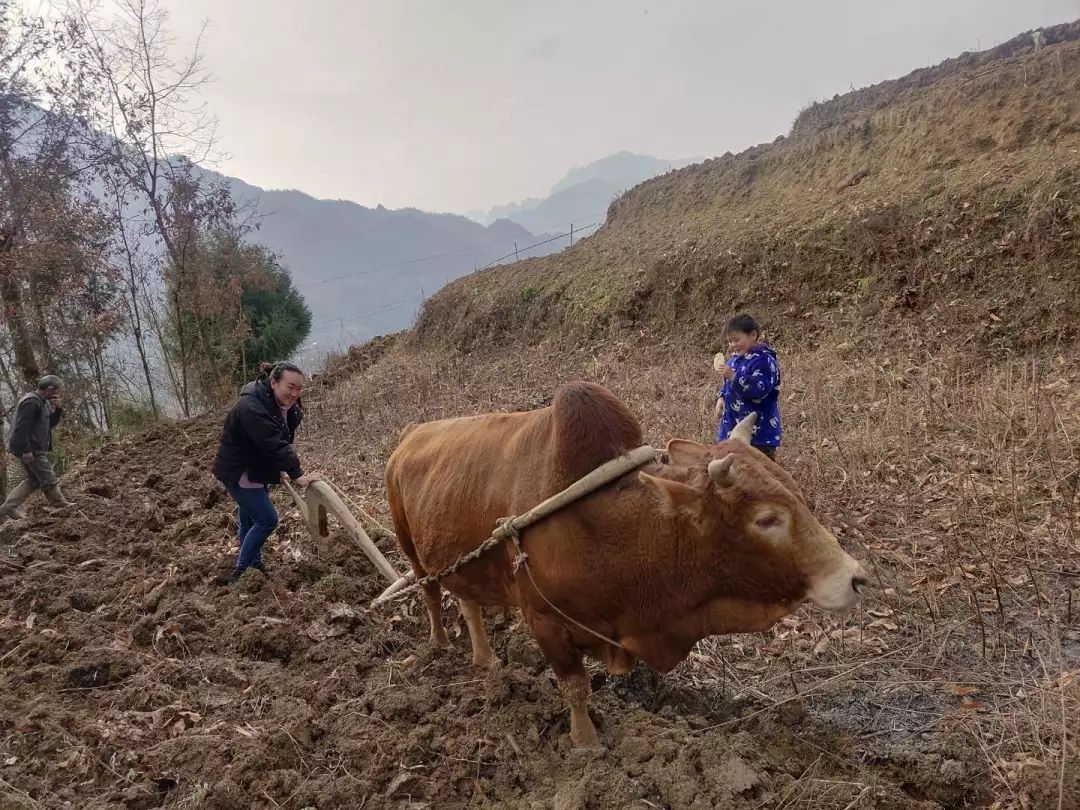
[296,334,1079,808]
[782,347,1079,808]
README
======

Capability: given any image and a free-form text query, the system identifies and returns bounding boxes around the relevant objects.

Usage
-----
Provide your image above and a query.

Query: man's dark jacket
[7,392,62,455]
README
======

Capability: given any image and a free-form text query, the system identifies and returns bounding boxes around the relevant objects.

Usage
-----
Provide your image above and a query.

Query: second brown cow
[385,381,867,747]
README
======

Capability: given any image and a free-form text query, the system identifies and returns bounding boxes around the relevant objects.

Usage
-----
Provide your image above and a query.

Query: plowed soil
[3,408,1043,809]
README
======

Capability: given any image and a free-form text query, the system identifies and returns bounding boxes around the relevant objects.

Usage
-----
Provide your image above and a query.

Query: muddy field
[3,347,1076,810]
[0,420,965,809]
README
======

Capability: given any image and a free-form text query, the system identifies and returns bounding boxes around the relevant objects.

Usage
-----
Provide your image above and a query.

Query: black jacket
[212,379,303,486]
[7,392,62,455]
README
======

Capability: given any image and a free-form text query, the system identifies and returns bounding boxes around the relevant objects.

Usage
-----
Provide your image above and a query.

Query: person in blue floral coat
[712,314,782,458]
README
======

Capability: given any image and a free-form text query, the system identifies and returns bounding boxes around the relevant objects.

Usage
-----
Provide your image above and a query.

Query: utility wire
[304,218,604,337]
[297,212,607,289]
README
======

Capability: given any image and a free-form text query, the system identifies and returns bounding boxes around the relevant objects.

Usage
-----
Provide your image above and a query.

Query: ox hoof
[569,731,604,751]
[473,654,500,671]
[429,636,452,651]
[570,740,606,754]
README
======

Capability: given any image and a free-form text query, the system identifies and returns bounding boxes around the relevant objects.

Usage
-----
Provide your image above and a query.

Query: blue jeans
[226,483,279,573]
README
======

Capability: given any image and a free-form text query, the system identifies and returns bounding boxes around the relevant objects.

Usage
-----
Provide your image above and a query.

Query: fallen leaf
[329,604,360,623]
[960,697,987,711]
[869,619,899,631]
[3,756,17,766]
[154,622,182,644]
[830,627,862,640]
[759,645,784,656]
[813,637,830,655]
[859,637,889,653]
[949,684,980,697]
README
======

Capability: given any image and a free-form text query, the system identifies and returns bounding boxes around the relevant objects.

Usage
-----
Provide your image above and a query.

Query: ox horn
[708,454,738,486]
[730,413,757,444]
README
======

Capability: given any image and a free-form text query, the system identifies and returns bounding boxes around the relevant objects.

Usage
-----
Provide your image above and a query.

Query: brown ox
[385,381,867,747]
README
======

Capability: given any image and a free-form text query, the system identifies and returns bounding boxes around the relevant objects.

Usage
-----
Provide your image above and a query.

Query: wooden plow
[280,479,414,604]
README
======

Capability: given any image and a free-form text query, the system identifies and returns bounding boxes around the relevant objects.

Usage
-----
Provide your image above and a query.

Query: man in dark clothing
[0,375,74,523]
[212,362,319,580]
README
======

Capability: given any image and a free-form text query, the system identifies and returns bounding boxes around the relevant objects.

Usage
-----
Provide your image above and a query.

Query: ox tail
[552,381,644,480]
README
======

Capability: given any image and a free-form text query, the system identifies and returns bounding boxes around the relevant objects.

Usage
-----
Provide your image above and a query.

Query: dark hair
[725,313,760,336]
[258,361,303,382]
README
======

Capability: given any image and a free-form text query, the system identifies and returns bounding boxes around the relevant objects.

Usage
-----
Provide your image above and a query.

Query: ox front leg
[460,599,497,669]
[529,614,602,749]
[560,672,600,749]
[421,582,450,649]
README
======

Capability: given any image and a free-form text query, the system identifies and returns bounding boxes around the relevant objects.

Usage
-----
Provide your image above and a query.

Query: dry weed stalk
[296,337,1079,805]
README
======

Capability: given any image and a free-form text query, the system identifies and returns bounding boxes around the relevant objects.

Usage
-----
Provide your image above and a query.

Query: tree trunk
[171,288,191,417]
[91,339,110,429]
[0,347,20,405]
[0,340,23,504]
[0,273,41,386]
[116,198,159,416]
[142,286,183,416]
[30,293,55,374]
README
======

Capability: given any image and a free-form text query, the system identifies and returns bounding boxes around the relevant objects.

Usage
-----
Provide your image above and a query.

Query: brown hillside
[417,20,1080,357]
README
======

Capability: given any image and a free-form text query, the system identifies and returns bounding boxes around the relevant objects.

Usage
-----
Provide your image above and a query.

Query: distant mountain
[205,174,543,356]
[549,152,694,195]
[470,151,698,233]
[211,153,700,356]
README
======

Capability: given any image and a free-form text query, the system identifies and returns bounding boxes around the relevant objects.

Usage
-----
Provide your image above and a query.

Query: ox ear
[638,471,703,516]
[665,438,712,467]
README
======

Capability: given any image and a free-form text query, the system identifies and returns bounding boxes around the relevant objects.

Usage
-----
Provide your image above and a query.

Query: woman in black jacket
[212,362,320,580]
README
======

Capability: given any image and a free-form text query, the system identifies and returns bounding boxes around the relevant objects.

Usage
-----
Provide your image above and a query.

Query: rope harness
[500,518,625,650]
[371,444,658,650]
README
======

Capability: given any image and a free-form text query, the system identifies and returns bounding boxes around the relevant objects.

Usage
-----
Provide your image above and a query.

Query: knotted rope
[498,518,625,650]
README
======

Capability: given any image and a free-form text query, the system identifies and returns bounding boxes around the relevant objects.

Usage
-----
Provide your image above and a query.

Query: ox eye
[755,513,783,530]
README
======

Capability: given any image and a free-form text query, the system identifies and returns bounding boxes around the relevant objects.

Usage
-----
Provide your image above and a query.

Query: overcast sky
[36,0,1080,213]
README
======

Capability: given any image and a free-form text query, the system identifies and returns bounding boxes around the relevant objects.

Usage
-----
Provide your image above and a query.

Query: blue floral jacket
[716,343,782,448]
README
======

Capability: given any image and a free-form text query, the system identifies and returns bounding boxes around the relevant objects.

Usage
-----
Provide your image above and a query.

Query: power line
[296,212,608,289]
[306,297,421,337]
[297,237,512,289]
[303,217,604,339]
[475,221,601,272]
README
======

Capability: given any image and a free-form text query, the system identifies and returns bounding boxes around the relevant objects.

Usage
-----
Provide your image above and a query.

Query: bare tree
[1,2,77,385]
[69,0,246,416]
[109,185,158,415]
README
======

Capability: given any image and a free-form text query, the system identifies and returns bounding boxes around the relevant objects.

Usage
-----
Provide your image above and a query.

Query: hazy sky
[36,0,1080,213]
